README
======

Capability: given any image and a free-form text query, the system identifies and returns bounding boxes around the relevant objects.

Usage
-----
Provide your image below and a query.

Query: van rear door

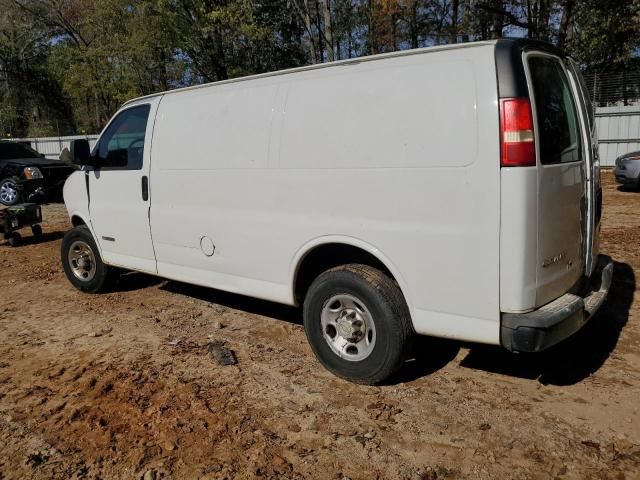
[526,53,587,307]
[566,58,601,277]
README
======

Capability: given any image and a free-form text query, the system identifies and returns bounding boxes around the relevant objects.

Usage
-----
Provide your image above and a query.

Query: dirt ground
[0,174,639,480]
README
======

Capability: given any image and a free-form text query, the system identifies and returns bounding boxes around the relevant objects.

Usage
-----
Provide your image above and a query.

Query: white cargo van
[62,39,613,384]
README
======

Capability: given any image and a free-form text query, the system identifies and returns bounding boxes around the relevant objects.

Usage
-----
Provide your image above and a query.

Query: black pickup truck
[0,141,77,206]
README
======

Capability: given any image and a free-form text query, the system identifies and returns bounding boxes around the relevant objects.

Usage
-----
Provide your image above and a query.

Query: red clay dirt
[0,174,639,479]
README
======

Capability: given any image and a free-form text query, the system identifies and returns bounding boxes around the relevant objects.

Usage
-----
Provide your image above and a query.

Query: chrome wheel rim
[0,180,18,204]
[68,240,97,282]
[320,294,376,362]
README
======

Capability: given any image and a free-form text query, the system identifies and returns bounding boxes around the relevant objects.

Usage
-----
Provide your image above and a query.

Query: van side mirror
[70,139,91,166]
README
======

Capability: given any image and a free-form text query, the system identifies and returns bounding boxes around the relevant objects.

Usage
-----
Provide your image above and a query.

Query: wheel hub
[68,240,97,282]
[336,310,365,342]
[320,294,376,362]
[0,181,17,204]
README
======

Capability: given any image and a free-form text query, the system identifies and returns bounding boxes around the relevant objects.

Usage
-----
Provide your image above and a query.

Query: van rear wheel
[61,225,112,293]
[303,264,413,385]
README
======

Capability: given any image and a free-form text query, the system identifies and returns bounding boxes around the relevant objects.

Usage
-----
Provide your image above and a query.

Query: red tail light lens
[500,98,536,167]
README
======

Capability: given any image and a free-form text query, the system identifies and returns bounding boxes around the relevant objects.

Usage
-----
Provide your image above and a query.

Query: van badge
[542,251,567,268]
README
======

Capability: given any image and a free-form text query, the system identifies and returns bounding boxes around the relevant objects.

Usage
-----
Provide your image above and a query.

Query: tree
[570,0,640,70]
[0,0,74,136]
[1,0,639,136]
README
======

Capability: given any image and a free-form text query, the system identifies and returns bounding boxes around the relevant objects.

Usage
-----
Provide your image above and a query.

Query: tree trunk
[491,0,504,39]
[391,11,398,51]
[320,0,334,61]
[301,0,318,64]
[460,0,470,42]
[536,0,552,41]
[368,0,376,55]
[348,20,353,58]
[451,0,459,44]
[314,0,324,62]
[409,1,419,48]
[557,0,574,49]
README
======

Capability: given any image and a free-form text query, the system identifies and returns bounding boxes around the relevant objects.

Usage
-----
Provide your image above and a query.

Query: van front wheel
[303,264,413,385]
[61,225,112,293]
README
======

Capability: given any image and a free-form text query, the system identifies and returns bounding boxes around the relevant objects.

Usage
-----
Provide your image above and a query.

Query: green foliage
[570,0,640,70]
[0,0,638,137]
[0,0,75,136]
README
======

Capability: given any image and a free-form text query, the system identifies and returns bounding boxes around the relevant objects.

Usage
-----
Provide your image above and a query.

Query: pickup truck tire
[303,264,413,385]
[8,232,21,247]
[61,225,112,293]
[0,177,21,206]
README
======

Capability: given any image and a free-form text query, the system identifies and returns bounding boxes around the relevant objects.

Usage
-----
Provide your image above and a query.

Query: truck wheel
[0,178,21,206]
[303,264,414,385]
[61,225,111,293]
[8,232,22,247]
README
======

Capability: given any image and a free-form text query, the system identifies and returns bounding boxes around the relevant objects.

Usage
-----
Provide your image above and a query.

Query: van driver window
[97,104,151,170]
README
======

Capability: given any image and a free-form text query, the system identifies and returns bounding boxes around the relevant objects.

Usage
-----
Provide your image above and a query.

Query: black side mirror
[69,139,91,166]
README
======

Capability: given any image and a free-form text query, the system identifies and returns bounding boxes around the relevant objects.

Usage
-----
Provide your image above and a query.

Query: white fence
[594,106,640,167]
[11,135,99,160]
[10,105,640,167]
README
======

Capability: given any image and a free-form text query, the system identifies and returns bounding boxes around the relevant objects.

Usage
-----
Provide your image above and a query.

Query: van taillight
[500,98,536,167]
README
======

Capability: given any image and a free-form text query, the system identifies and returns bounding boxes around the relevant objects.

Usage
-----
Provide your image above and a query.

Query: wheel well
[294,243,396,304]
[71,216,86,227]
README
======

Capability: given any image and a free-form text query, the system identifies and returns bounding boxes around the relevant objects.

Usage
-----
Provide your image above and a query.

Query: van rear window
[529,56,582,165]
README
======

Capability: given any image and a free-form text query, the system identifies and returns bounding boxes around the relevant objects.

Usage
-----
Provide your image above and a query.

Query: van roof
[124,38,563,107]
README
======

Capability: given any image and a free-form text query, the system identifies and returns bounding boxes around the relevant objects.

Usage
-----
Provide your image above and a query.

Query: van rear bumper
[501,255,614,353]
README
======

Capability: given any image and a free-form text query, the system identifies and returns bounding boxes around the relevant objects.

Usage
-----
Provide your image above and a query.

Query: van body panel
[534,162,585,305]
[62,171,89,224]
[62,170,97,248]
[499,166,538,312]
[148,44,502,344]
[277,57,478,169]
[412,309,500,344]
[289,235,411,305]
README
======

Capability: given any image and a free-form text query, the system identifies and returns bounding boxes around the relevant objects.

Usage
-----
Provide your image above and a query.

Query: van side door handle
[141,176,149,201]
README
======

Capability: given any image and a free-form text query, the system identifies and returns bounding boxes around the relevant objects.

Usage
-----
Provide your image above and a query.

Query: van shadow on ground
[617,185,640,192]
[161,281,301,325]
[460,261,635,386]
[114,262,634,387]
[112,270,165,292]
[1,230,64,247]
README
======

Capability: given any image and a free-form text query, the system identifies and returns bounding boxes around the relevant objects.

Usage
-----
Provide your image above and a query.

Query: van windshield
[529,56,582,165]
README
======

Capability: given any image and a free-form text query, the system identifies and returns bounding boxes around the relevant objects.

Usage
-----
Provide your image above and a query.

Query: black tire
[31,224,42,237]
[0,177,21,206]
[303,264,414,385]
[61,225,112,293]
[8,232,22,247]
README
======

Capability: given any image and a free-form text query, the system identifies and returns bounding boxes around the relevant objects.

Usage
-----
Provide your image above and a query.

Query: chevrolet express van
[61,39,613,384]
